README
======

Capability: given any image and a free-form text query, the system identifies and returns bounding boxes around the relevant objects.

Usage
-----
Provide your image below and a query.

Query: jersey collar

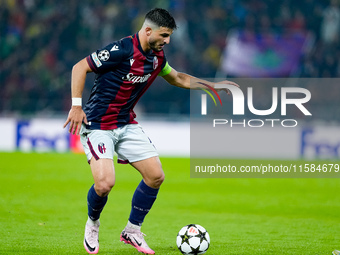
[135,32,154,56]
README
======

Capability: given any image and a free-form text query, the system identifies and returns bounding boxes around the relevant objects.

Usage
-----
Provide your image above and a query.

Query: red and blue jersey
[84,33,167,130]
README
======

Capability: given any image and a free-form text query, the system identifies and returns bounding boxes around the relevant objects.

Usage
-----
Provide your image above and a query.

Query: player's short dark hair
[145,8,177,30]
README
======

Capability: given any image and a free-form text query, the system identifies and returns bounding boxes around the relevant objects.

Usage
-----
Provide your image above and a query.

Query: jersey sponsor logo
[98,50,110,61]
[122,73,151,84]
[130,58,135,66]
[110,45,119,51]
[153,56,158,70]
[91,52,102,67]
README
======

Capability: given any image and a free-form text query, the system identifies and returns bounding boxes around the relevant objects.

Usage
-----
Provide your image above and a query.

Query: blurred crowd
[1,0,340,116]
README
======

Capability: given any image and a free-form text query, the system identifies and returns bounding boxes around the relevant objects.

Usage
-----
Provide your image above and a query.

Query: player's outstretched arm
[63,58,92,135]
[161,67,239,93]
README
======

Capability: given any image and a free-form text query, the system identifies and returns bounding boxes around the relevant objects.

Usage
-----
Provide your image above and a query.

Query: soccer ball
[176,224,210,254]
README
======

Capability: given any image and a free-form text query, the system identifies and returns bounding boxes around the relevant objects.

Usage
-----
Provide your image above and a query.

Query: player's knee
[151,171,165,188]
[95,179,115,196]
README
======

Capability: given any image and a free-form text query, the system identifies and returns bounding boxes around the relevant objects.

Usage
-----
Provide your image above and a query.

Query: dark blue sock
[129,180,159,226]
[87,184,108,221]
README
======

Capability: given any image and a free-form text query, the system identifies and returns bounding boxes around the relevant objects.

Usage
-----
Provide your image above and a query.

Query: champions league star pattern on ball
[85,33,167,130]
[176,224,210,255]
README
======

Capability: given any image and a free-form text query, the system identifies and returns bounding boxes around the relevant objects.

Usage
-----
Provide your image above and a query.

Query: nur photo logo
[198,82,223,115]
[199,83,312,128]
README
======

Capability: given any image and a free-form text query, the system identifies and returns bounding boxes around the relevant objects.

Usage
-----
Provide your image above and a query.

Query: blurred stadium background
[1,0,340,156]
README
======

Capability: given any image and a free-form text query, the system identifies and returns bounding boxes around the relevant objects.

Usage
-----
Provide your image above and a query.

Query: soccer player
[63,8,238,255]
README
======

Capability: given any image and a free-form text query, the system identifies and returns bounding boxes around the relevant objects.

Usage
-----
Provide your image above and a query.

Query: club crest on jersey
[98,142,106,154]
[153,56,158,70]
[98,50,110,61]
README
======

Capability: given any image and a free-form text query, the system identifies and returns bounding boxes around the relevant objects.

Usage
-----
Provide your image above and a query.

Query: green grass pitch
[1,152,340,254]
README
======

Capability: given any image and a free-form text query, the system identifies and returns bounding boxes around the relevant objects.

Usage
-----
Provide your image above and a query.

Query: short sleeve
[86,40,128,73]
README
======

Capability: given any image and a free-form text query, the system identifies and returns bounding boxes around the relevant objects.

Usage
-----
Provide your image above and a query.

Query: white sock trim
[87,217,100,226]
[127,220,141,230]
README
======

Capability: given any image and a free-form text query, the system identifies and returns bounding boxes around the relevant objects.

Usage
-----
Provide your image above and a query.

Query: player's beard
[149,38,164,52]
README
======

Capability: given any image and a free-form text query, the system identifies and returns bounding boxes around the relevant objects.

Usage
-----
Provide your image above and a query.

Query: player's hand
[63,106,88,135]
[215,80,239,95]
